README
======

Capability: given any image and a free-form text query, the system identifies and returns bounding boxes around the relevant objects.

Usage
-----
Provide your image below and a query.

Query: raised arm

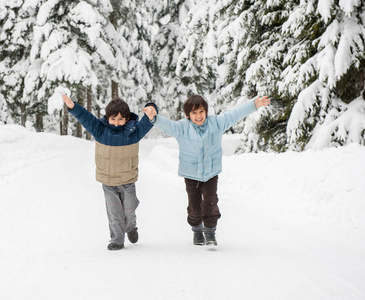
[62,94,103,139]
[129,103,158,141]
[216,96,270,132]
[144,105,184,138]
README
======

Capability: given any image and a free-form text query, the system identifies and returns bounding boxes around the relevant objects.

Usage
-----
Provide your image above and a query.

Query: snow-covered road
[1,125,364,299]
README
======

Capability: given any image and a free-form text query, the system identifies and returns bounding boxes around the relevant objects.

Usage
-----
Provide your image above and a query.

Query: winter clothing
[103,183,139,245]
[68,102,156,147]
[95,142,139,186]
[68,102,155,185]
[185,175,221,229]
[68,101,155,246]
[127,227,139,244]
[153,100,257,182]
[193,232,205,246]
[152,100,257,245]
[107,242,124,250]
[204,231,217,246]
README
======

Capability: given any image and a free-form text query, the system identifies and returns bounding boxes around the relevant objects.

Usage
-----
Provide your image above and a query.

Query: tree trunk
[35,114,43,132]
[60,104,68,135]
[86,86,92,140]
[20,104,26,126]
[59,110,62,135]
[76,90,84,138]
[111,80,118,99]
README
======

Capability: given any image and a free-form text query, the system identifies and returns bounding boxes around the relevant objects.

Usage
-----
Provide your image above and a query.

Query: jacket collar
[190,117,208,134]
[190,117,208,128]
[101,112,139,132]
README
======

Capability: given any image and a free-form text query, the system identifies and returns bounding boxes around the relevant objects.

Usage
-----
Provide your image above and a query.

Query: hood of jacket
[100,112,139,132]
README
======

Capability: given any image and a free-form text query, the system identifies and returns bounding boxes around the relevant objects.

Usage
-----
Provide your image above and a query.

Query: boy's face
[187,106,206,126]
[108,113,127,127]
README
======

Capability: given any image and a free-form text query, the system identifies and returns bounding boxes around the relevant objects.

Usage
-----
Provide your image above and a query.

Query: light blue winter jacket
[153,100,257,182]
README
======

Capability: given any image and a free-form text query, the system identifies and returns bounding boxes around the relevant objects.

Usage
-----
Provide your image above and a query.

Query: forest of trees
[1,0,364,152]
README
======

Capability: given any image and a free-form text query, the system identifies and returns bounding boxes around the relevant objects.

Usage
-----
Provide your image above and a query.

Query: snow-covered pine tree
[0,0,36,127]
[281,0,365,150]
[30,0,122,135]
[112,0,154,115]
[173,0,219,115]
[210,0,266,147]
[211,0,261,110]
[148,0,191,120]
[227,0,298,152]
[180,0,293,152]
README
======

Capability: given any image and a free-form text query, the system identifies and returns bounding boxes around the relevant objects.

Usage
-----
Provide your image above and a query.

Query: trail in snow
[0,125,364,300]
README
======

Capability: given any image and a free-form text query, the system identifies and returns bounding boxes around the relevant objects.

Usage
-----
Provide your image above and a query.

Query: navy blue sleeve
[131,114,154,141]
[68,102,103,139]
[129,102,157,141]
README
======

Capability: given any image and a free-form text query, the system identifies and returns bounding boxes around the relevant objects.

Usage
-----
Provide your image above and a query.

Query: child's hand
[255,96,270,108]
[62,94,75,109]
[143,105,157,121]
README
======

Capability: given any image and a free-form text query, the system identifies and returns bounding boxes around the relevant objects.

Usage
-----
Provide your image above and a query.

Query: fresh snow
[0,124,364,299]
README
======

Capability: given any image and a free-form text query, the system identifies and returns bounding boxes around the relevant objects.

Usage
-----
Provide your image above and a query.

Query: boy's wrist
[68,101,75,109]
[144,102,158,114]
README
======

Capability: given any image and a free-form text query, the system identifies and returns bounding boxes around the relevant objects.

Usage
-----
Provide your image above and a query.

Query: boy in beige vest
[63,94,157,250]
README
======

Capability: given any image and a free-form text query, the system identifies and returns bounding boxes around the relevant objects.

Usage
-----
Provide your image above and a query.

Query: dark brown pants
[184,175,221,229]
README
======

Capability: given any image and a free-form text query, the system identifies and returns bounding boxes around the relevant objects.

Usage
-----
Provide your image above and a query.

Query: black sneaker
[127,227,139,244]
[107,242,124,250]
[193,232,205,246]
[204,232,217,246]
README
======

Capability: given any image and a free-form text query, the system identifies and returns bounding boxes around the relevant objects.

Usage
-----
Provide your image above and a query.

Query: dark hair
[105,98,130,120]
[183,95,208,118]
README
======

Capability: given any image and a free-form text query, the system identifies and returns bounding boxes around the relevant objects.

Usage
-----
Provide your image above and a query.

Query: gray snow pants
[102,183,139,245]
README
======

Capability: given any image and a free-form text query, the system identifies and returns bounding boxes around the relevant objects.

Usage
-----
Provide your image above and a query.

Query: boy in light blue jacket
[145,95,270,246]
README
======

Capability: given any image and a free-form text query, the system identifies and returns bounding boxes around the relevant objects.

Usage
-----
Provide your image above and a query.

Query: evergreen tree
[0,0,35,127]
[229,0,297,152]
[112,0,154,114]
[29,0,121,135]
[281,0,365,150]
[174,0,293,151]
[174,0,218,115]
[148,0,190,119]
[1,0,364,151]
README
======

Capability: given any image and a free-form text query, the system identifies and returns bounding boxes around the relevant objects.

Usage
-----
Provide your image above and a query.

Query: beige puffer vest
[95,141,139,186]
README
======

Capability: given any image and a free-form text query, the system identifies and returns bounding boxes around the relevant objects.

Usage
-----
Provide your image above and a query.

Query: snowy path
[0,126,364,300]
